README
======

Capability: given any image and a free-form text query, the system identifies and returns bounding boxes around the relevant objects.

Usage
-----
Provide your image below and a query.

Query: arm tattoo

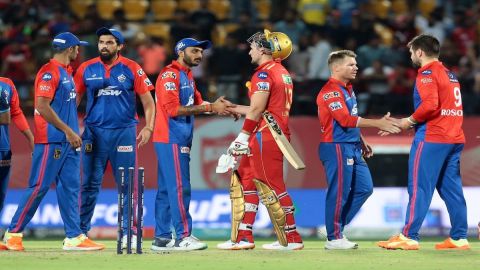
[176,104,209,116]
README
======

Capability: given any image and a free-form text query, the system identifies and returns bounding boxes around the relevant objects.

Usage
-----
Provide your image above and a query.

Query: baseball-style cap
[175,38,212,55]
[52,32,89,49]
[96,27,125,44]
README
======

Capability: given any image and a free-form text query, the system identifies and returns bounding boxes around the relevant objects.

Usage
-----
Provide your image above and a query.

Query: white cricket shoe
[262,241,304,250]
[217,240,255,250]
[151,237,175,251]
[174,235,208,251]
[317,226,327,239]
[122,234,138,249]
[325,237,358,250]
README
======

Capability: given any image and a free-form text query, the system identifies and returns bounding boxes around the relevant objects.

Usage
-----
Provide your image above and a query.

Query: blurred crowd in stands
[1,0,479,116]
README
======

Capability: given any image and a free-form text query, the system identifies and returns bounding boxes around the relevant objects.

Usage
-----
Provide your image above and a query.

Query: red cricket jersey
[249,59,292,141]
[412,61,465,143]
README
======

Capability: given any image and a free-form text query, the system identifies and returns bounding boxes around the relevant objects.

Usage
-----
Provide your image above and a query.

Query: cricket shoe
[317,226,327,239]
[173,235,208,251]
[262,241,304,250]
[435,238,470,250]
[122,234,138,249]
[325,237,358,250]
[151,237,175,251]
[217,240,255,250]
[377,234,419,250]
[63,234,105,251]
[4,231,24,251]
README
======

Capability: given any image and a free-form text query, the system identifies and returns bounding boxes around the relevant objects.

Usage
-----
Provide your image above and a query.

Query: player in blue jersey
[74,28,155,248]
[151,38,230,251]
[3,32,104,251]
[0,77,34,251]
[316,50,400,249]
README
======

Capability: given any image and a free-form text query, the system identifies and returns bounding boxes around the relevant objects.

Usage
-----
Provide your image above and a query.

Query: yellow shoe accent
[4,231,24,251]
[435,238,470,250]
[377,234,402,248]
[384,234,419,250]
[63,234,105,251]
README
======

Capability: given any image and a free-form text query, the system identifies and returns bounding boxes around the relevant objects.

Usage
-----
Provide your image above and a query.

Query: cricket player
[74,27,155,248]
[221,30,304,250]
[151,38,230,251]
[317,50,401,250]
[0,77,34,251]
[378,34,470,250]
[3,32,104,251]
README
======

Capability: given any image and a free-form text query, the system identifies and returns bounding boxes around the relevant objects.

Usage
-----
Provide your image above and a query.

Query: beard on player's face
[99,49,117,62]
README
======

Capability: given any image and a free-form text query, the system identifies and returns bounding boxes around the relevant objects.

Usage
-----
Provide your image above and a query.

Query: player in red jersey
[218,30,303,250]
[378,34,470,250]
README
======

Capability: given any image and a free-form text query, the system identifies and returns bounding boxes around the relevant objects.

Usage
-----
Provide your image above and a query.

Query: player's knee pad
[253,179,287,246]
[230,170,245,242]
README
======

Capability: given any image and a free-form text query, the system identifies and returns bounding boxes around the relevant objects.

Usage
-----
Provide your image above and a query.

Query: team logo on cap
[176,42,185,52]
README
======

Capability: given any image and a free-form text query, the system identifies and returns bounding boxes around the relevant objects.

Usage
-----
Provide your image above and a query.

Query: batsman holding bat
[217,30,304,250]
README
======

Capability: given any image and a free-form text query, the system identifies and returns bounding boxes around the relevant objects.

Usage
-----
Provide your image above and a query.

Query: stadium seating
[208,0,230,21]
[212,23,239,46]
[178,0,201,10]
[96,0,122,20]
[68,0,94,19]
[254,0,271,21]
[142,22,171,42]
[151,0,177,21]
[418,0,436,17]
[123,0,150,21]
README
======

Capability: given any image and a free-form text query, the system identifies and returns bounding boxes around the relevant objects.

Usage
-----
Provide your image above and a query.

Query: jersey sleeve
[74,63,87,96]
[411,73,439,122]
[250,70,273,95]
[8,81,30,131]
[35,66,59,99]
[132,63,154,95]
[322,90,358,128]
[156,69,180,117]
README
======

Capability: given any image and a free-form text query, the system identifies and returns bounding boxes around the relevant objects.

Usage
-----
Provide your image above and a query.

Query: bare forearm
[21,128,34,142]
[245,106,263,121]
[357,117,380,128]
[0,111,10,124]
[228,105,250,115]
[37,105,71,133]
[176,104,211,116]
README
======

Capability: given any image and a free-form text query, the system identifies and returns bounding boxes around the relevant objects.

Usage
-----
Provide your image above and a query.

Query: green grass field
[1,239,479,270]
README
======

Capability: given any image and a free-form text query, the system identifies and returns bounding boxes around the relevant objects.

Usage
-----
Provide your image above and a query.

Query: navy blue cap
[175,38,212,55]
[52,32,88,49]
[96,27,125,44]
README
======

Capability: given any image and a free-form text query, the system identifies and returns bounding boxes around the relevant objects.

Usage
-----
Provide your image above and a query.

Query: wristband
[407,116,417,125]
[204,103,212,112]
[242,118,259,134]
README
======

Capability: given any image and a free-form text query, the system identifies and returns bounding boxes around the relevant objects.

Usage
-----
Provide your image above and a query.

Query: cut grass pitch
[1,239,479,270]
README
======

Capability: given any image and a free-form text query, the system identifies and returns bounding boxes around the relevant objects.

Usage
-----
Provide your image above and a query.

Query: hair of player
[327,50,357,68]
[52,46,72,54]
[407,34,440,57]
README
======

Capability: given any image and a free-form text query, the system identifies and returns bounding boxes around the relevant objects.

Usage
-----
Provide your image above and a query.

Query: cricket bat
[262,111,306,170]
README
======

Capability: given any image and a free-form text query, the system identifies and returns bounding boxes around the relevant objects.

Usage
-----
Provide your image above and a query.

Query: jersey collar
[255,59,280,71]
[329,77,353,93]
[418,60,441,72]
[171,60,191,73]
[100,54,124,69]
[49,59,72,74]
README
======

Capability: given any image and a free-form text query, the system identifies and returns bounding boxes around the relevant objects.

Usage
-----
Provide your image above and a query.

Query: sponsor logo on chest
[117,74,126,83]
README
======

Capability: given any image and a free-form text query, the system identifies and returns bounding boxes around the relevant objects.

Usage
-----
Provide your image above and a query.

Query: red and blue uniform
[402,61,467,240]
[8,59,83,237]
[0,77,30,213]
[243,60,303,244]
[316,78,373,240]
[74,55,153,234]
[153,60,204,240]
